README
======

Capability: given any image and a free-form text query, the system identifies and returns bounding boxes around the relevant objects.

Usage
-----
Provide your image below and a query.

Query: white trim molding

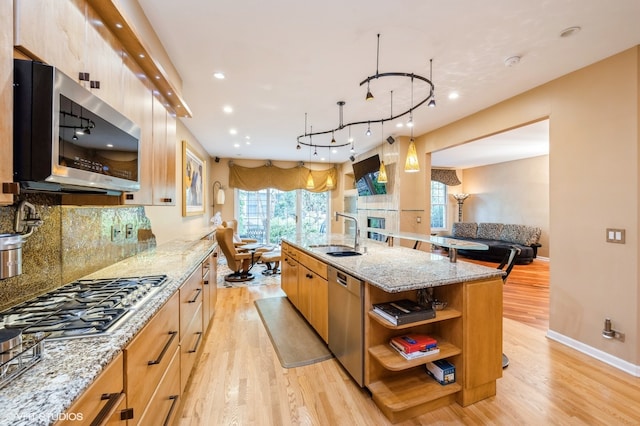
[547,330,640,377]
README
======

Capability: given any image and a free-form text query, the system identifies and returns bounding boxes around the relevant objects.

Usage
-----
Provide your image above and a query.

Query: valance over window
[431,168,461,186]
[229,163,337,192]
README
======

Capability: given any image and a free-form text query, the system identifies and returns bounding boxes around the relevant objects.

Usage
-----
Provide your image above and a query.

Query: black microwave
[13,59,141,194]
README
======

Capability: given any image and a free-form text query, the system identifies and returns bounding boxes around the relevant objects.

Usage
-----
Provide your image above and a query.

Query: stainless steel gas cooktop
[0,275,168,339]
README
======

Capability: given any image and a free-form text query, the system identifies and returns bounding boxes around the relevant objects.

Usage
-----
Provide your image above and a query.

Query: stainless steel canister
[0,234,24,279]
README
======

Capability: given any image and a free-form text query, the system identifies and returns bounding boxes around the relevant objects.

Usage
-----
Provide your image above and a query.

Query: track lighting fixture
[295,34,435,163]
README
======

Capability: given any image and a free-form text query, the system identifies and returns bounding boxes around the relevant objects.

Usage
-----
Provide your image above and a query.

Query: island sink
[309,244,363,257]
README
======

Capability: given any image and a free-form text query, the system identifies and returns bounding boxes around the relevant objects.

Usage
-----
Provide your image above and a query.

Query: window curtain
[431,168,461,186]
[229,163,337,192]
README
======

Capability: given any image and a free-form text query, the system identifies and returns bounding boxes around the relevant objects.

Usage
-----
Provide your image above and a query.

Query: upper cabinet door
[14,0,124,110]
[152,95,176,206]
[122,55,153,205]
[14,0,85,78]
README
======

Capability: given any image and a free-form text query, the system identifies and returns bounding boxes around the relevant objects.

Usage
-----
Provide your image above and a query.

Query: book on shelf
[390,334,438,354]
[390,341,440,360]
[372,299,435,325]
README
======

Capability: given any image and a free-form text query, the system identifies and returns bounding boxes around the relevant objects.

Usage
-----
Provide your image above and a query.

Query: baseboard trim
[546,330,640,377]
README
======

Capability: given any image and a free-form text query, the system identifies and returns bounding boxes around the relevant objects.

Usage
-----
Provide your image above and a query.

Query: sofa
[444,222,542,264]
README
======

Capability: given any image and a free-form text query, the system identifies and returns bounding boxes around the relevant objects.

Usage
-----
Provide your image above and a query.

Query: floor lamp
[452,193,470,222]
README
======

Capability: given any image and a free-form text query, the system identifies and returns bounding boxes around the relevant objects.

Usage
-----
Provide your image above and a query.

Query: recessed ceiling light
[115,23,123,29]
[396,123,404,128]
[229,128,237,135]
[233,143,240,148]
[560,26,581,38]
[139,53,145,59]
[223,105,233,113]
[504,56,521,67]
[213,72,225,79]
[448,92,460,100]
[106,143,113,148]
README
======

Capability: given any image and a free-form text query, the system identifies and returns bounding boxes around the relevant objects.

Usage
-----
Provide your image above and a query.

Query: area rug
[217,255,280,288]
[254,297,333,368]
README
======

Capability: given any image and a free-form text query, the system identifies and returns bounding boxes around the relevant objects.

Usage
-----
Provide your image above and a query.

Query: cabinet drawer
[180,303,204,393]
[137,347,181,426]
[56,353,125,426]
[284,243,298,261]
[298,251,328,280]
[125,292,179,426]
[180,268,203,341]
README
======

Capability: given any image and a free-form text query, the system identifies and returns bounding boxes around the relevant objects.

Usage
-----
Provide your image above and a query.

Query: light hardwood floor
[177,259,640,425]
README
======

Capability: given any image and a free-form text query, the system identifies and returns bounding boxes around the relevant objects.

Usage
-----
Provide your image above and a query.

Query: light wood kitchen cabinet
[281,243,299,307]
[0,0,13,205]
[298,251,328,343]
[151,95,177,205]
[136,348,181,426]
[14,0,125,110]
[124,291,179,426]
[121,55,154,205]
[179,266,204,392]
[56,352,127,426]
[281,244,328,343]
[364,276,503,423]
[202,251,218,329]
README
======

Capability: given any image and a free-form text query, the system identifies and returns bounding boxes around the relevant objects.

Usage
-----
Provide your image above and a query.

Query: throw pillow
[477,223,504,240]
[452,222,478,238]
[499,224,530,245]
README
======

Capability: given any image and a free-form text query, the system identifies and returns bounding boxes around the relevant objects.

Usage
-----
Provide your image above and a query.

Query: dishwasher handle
[336,271,348,287]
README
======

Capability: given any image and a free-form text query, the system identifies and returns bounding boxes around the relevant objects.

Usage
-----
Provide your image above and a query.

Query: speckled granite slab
[283,234,504,292]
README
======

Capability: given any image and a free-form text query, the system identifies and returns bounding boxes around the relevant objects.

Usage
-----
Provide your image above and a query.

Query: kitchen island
[282,234,506,423]
[0,230,218,426]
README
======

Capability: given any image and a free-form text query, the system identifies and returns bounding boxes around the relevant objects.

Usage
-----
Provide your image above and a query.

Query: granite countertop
[0,230,217,426]
[283,234,504,292]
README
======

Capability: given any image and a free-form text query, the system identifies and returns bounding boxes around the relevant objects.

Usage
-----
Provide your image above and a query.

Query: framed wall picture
[182,140,206,216]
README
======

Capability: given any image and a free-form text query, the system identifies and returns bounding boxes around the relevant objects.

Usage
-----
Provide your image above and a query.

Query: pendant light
[378,121,388,183]
[326,172,334,189]
[306,127,315,189]
[378,91,392,184]
[404,77,420,172]
[405,138,420,172]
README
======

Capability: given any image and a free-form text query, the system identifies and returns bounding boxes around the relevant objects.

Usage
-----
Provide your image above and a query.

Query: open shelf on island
[368,370,462,423]
[369,340,461,371]
[368,307,462,329]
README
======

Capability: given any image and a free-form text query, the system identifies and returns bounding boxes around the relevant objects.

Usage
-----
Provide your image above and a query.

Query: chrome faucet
[335,212,360,252]
[15,201,44,237]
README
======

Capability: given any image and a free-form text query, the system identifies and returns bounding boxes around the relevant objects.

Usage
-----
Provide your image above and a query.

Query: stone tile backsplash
[0,194,156,311]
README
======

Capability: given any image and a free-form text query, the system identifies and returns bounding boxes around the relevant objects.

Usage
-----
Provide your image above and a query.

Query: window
[430,181,447,229]
[236,189,329,244]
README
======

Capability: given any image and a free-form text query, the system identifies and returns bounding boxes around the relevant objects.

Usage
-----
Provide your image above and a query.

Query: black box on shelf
[425,359,456,385]
[372,299,435,325]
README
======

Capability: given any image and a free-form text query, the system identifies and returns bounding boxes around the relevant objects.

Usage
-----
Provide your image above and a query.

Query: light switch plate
[606,228,625,244]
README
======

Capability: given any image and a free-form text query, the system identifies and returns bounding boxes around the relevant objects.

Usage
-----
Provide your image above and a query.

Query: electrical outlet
[606,228,625,244]
[111,225,121,241]
[125,224,134,239]
[416,216,421,223]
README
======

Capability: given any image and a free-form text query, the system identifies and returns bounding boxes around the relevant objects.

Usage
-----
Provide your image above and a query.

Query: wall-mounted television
[352,154,387,196]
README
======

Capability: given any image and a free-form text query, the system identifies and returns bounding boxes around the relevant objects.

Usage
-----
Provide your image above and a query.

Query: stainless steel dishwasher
[328,266,364,386]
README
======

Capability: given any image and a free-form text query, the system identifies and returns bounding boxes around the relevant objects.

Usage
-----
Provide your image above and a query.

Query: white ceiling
[137,0,640,165]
